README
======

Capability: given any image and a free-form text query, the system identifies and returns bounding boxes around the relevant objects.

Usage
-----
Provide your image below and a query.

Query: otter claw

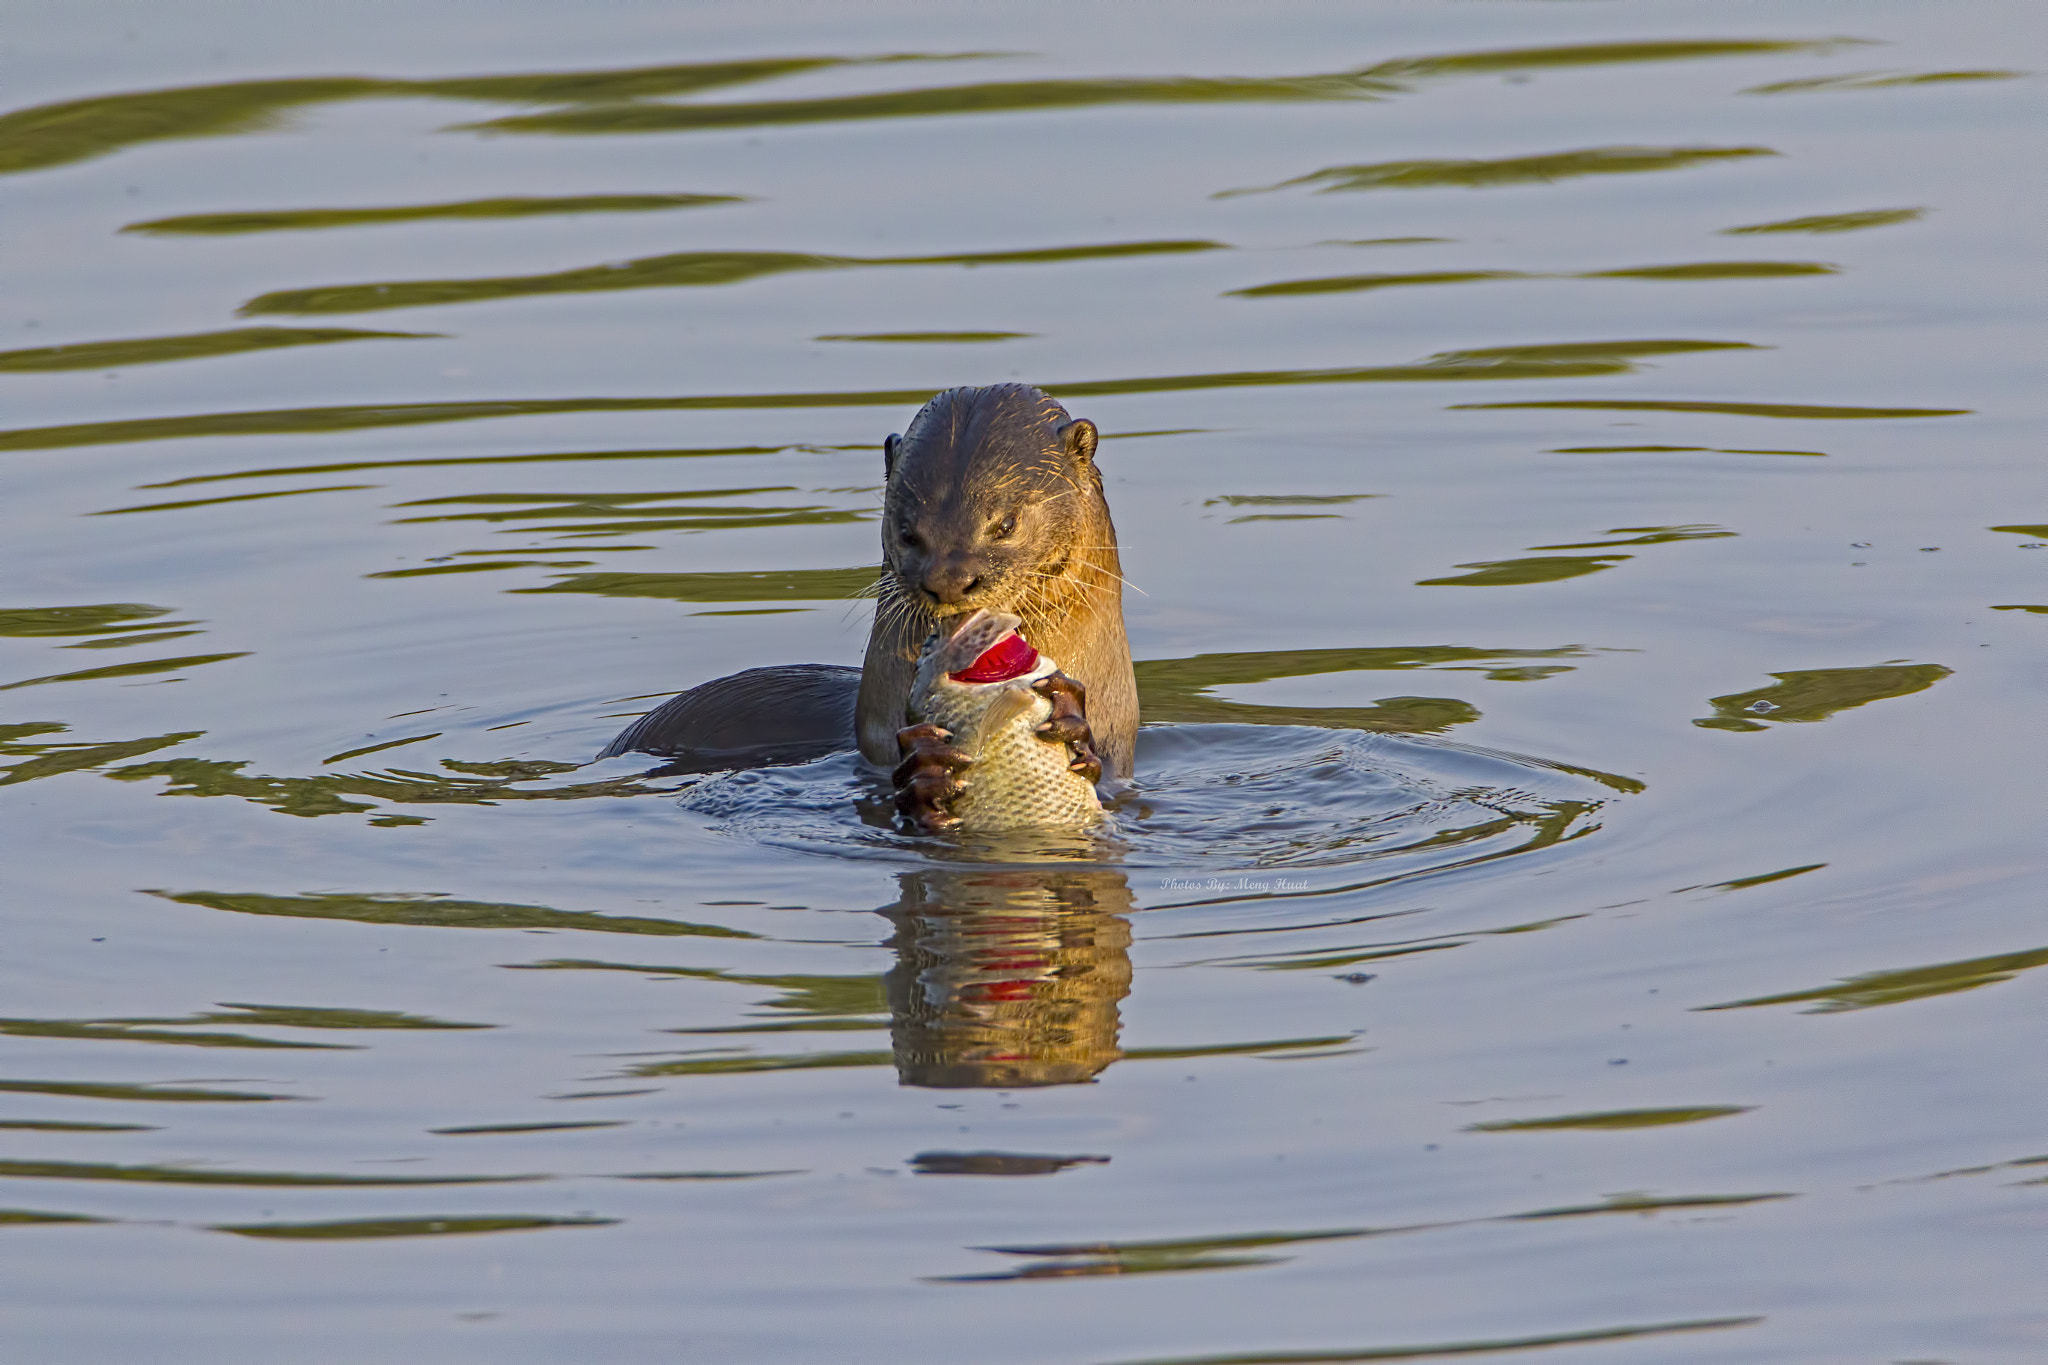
[1032,671,1104,788]
[894,722,970,831]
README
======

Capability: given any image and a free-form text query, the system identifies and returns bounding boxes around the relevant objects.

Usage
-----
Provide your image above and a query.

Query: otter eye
[898,528,923,550]
[989,513,1017,541]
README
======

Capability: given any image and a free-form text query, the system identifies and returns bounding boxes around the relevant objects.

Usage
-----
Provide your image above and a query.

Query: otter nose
[921,559,982,605]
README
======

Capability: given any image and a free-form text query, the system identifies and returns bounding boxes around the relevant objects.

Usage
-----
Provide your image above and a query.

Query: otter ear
[883,433,901,477]
[1056,418,1098,466]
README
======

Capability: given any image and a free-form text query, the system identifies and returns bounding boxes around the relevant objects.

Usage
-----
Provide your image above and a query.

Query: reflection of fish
[911,609,1103,832]
[885,868,1133,1088]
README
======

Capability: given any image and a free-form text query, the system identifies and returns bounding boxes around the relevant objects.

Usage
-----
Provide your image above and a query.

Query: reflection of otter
[882,867,1133,1089]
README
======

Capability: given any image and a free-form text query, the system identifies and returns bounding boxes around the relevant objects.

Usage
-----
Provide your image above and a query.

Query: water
[4,1,2045,1359]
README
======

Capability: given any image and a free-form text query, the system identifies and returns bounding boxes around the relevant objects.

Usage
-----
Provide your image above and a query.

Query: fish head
[926,608,1039,681]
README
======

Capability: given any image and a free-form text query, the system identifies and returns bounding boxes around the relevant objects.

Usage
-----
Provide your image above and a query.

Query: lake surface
[4,2,2045,1360]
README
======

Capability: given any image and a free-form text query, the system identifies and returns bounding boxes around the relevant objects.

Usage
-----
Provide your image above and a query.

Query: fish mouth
[936,608,1039,681]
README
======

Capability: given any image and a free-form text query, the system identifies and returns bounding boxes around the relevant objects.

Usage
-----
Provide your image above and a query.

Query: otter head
[880,384,1101,619]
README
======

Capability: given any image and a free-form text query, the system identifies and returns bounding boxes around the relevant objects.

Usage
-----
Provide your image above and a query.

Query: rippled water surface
[5,2,2046,1360]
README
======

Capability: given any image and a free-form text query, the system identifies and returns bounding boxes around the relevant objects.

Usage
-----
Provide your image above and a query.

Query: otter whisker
[1014,575,1114,603]
[1018,558,1120,588]
[1010,566,1116,598]
[1073,557,1147,597]
[1007,572,1121,612]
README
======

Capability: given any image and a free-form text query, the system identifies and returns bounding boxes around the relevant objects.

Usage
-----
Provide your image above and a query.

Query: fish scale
[912,611,1104,832]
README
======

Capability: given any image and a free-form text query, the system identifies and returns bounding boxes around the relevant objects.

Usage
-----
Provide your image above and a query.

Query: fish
[910,609,1105,832]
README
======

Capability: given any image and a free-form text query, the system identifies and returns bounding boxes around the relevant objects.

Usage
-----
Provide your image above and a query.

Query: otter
[598,383,1137,825]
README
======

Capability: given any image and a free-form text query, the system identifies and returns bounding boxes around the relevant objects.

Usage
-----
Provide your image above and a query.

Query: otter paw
[893,722,971,831]
[1032,670,1103,787]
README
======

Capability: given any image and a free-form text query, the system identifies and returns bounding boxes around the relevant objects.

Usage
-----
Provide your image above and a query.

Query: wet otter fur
[599,383,1136,800]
